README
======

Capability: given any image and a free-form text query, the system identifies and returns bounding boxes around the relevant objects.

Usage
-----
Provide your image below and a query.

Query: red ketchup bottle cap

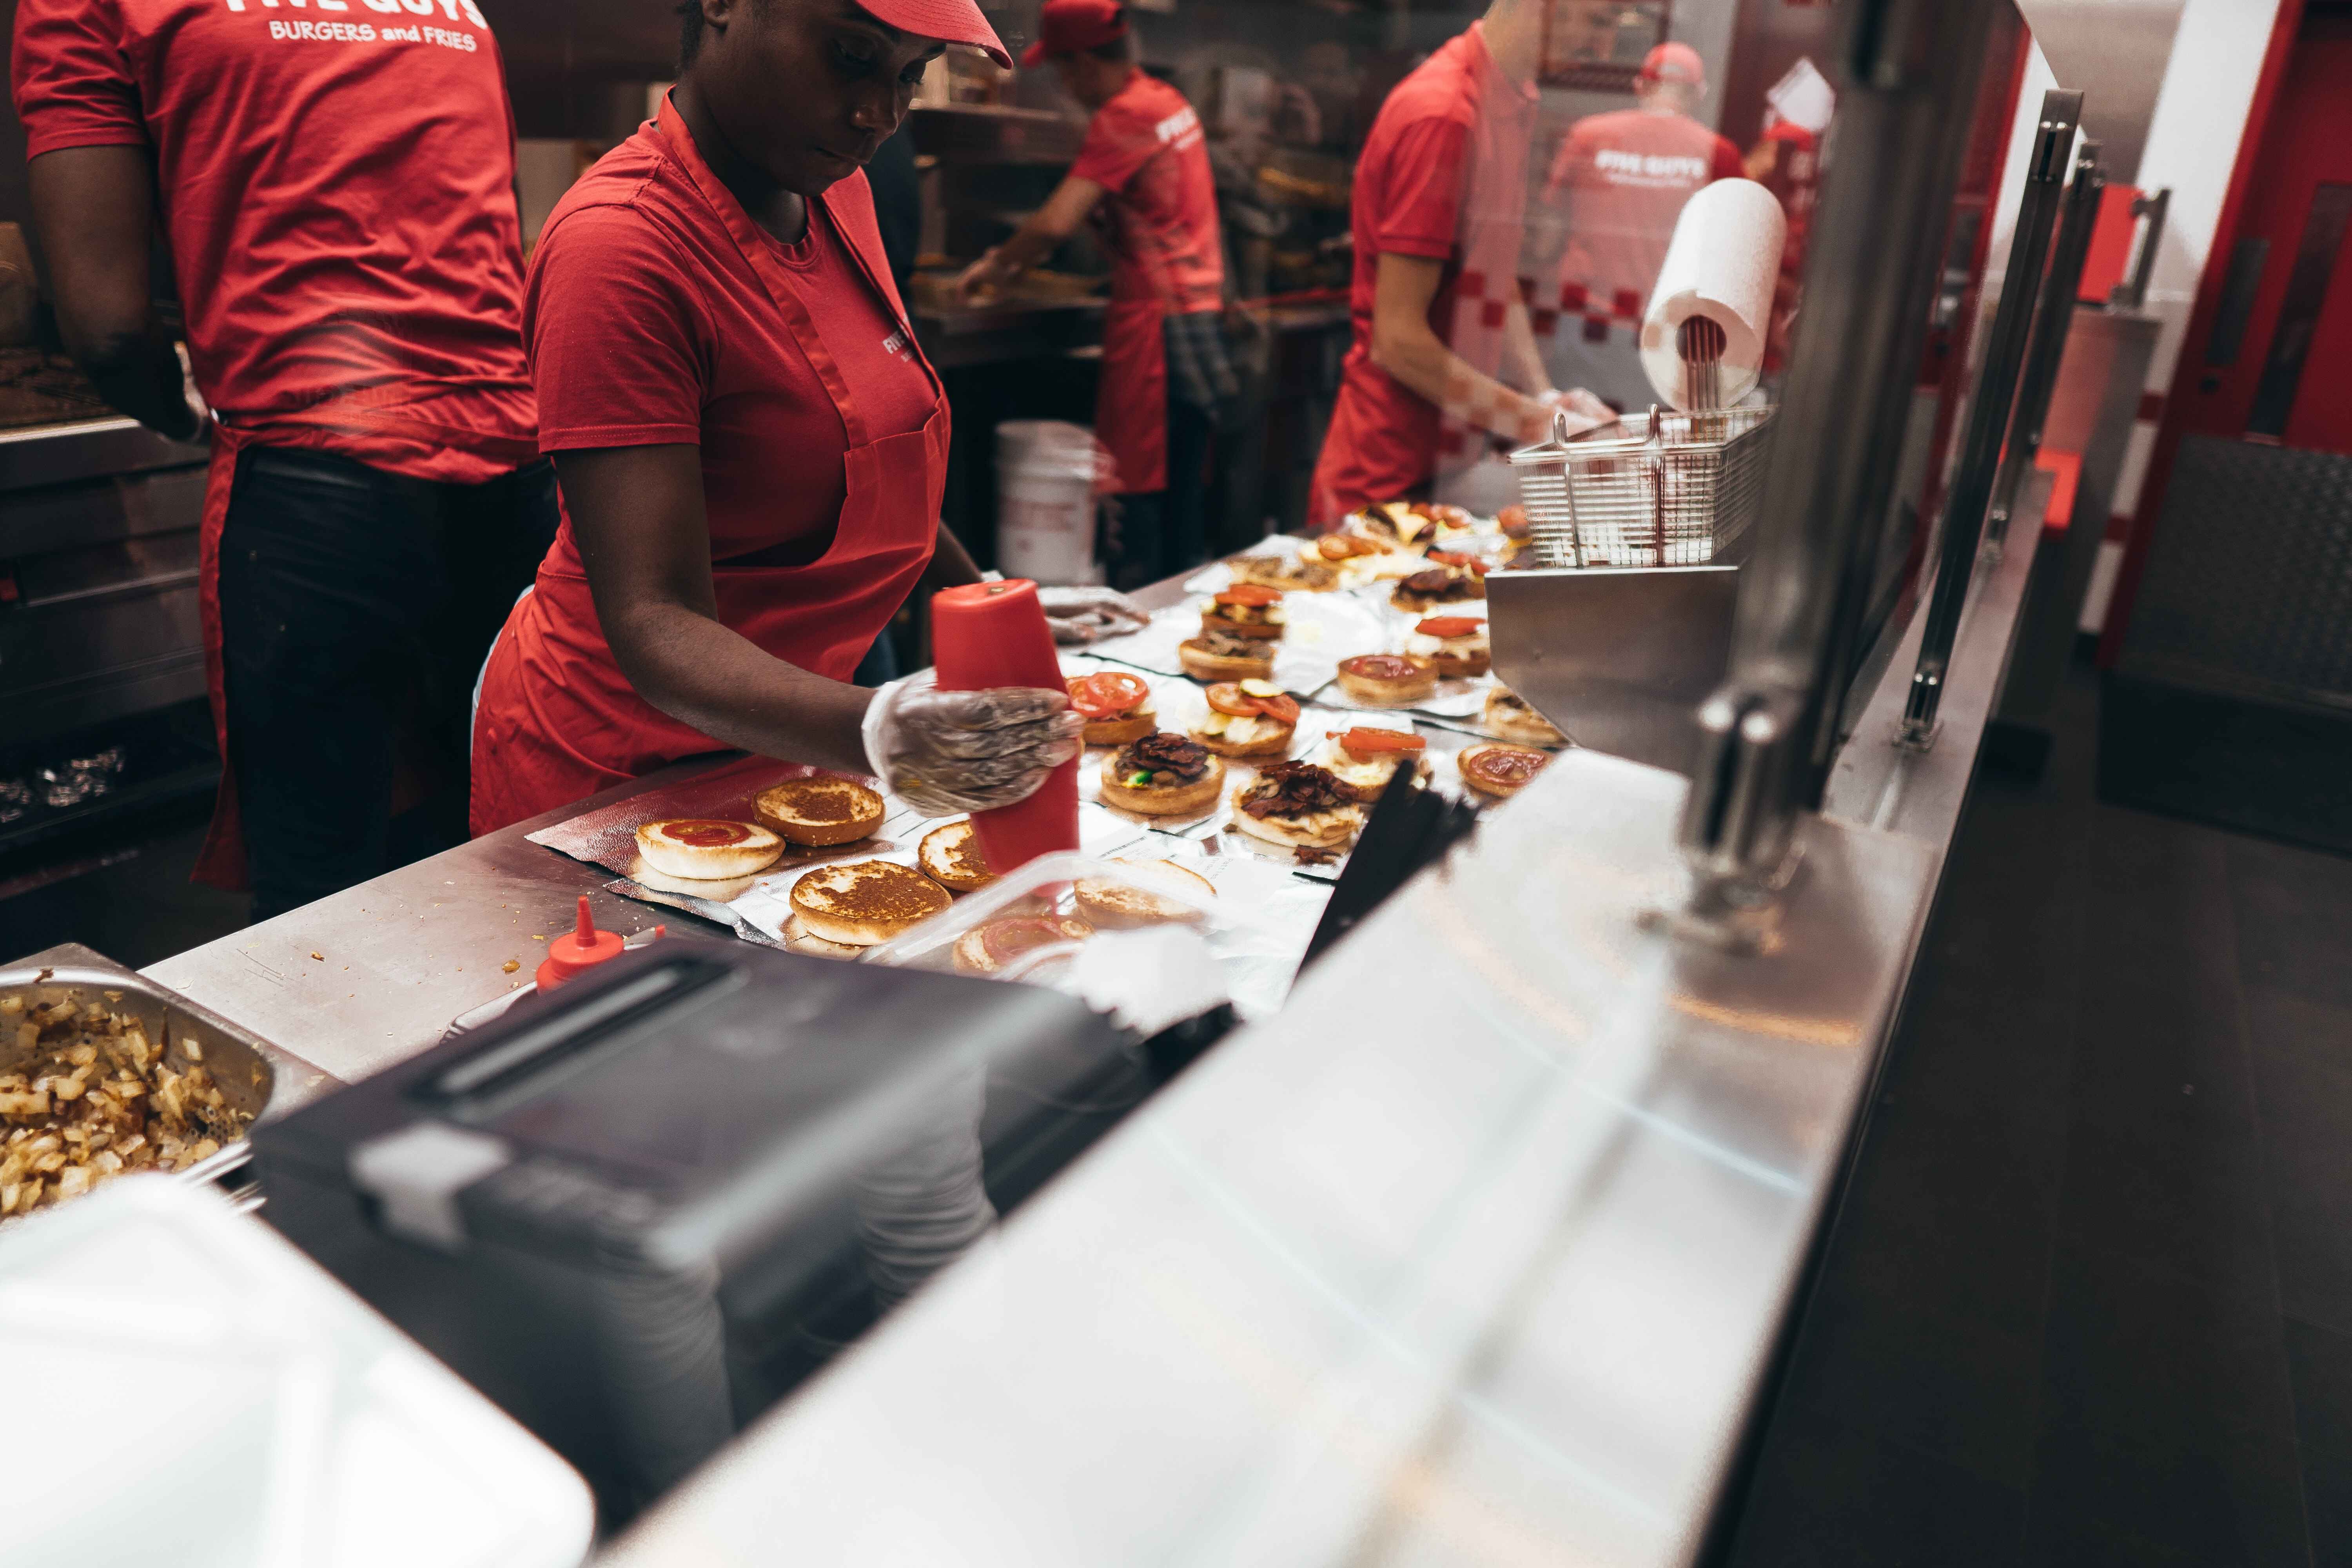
[931,579,1081,875]
[536,895,625,991]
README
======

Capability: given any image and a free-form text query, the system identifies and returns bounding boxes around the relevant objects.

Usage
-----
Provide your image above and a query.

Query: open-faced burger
[1178,628,1276,683]
[1353,501,1436,553]
[1389,559,1487,614]
[1404,614,1490,677]
[1458,743,1553,801]
[953,913,1095,976]
[1200,582,1287,642]
[1412,501,1476,542]
[1321,726,1434,802]
[1336,653,1438,708]
[1484,686,1568,747]
[1188,679,1300,758]
[1067,670,1156,747]
[1230,554,1339,593]
[1497,504,1532,540]
[1229,760,1366,852]
[1099,732,1227,816]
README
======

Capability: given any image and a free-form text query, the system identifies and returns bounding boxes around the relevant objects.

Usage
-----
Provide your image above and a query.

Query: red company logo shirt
[13,0,538,481]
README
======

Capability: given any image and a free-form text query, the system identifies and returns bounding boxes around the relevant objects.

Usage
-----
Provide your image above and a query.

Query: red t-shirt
[12,0,536,483]
[1310,23,1536,526]
[1544,107,1744,317]
[1070,71,1223,314]
[524,117,938,568]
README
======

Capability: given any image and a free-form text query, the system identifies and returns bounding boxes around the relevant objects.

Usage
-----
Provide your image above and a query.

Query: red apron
[1098,295,1168,496]
[192,398,539,891]
[467,100,948,836]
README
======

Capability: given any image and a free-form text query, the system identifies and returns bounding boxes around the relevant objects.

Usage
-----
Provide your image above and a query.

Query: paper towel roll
[1639,178,1788,412]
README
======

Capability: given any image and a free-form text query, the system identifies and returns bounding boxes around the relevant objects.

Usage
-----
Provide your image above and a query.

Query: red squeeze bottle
[930,579,1081,874]
[536,895,625,992]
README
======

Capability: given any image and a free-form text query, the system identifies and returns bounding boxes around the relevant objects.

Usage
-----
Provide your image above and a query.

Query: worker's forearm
[926,519,985,590]
[71,324,198,441]
[991,216,1067,279]
[610,600,876,774]
[1503,302,1551,398]
[1373,323,1541,443]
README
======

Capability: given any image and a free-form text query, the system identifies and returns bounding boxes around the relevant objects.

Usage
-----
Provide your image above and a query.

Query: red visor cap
[1639,41,1706,87]
[1020,0,1129,68]
[861,0,1012,70]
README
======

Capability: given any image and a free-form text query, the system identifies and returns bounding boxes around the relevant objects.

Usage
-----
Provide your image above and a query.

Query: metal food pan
[0,942,333,1202]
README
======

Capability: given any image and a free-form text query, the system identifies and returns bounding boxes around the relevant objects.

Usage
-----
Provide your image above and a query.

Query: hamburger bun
[1189,710,1294,758]
[1178,637,1274,683]
[1199,605,1285,641]
[1404,615,1491,678]
[1227,793,1364,851]
[634,819,786,880]
[1099,742,1226,817]
[788,860,951,947]
[1483,687,1568,747]
[1083,708,1157,747]
[953,914,1094,975]
[1320,730,1434,803]
[1458,744,1553,800]
[1074,859,1216,929]
[1067,671,1157,747]
[754,778,885,847]
[918,818,997,893]
[1336,654,1438,708]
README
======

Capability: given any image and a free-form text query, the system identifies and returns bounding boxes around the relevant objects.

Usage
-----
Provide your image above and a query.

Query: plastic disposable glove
[1036,584,1151,646]
[863,671,1085,817]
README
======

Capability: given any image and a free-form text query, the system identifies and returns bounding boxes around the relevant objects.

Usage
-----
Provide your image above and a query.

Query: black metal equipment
[1303,766,1482,970]
[1898,89,2085,747]
[1987,138,2108,552]
[253,938,1129,1526]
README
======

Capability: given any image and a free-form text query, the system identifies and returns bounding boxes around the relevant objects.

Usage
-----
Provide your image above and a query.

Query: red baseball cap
[860,0,1012,71]
[1639,41,1706,88]
[1020,0,1129,69]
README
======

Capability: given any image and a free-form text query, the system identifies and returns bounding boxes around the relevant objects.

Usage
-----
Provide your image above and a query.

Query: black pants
[1114,397,1217,591]
[218,446,559,922]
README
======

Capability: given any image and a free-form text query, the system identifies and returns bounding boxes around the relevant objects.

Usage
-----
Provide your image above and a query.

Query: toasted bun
[788,860,951,946]
[1228,793,1364,850]
[954,914,1094,975]
[1191,719,1294,759]
[1483,688,1568,747]
[635,820,786,880]
[1200,608,1284,641]
[1178,639,1274,682]
[1458,744,1553,800]
[918,818,997,893]
[1423,647,1491,679]
[1389,586,1481,614]
[1321,741,1434,803]
[1099,751,1225,816]
[755,779,885,847]
[1336,661,1438,707]
[1082,705,1158,747]
[1075,860,1216,929]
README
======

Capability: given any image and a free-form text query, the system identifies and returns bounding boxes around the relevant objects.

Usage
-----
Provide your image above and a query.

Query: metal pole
[1673,0,2007,926]
[2116,186,2171,309]
[1896,89,2084,750]
[1986,140,2107,554]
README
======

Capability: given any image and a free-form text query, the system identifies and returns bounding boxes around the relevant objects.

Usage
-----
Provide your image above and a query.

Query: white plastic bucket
[996,420,1102,586]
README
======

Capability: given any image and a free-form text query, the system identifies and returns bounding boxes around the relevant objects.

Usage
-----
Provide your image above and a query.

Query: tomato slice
[1215,583,1284,608]
[1067,671,1148,718]
[1339,728,1427,754]
[1257,693,1301,726]
[1206,682,1262,717]
[1416,616,1485,639]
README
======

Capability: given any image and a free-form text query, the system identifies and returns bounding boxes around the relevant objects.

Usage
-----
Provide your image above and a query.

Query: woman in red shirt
[472,0,1140,833]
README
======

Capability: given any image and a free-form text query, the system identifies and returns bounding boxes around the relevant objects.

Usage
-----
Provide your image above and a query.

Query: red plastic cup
[931,579,1080,875]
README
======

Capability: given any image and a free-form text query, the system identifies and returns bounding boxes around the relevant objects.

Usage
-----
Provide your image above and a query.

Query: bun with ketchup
[1178,629,1276,683]
[1458,744,1553,801]
[953,913,1094,976]
[1189,680,1299,758]
[1067,671,1156,746]
[1404,615,1490,678]
[1199,583,1287,642]
[1336,653,1438,708]
[1389,553,1488,613]
[1321,727,1433,802]
[634,819,786,880]
[754,778,885,847]
[1229,761,1366,851]
[1099,733,1226,816]
[1484,686,1568,747]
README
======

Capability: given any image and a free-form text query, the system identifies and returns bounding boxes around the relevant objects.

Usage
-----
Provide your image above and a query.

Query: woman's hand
[864,671,1085,817]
